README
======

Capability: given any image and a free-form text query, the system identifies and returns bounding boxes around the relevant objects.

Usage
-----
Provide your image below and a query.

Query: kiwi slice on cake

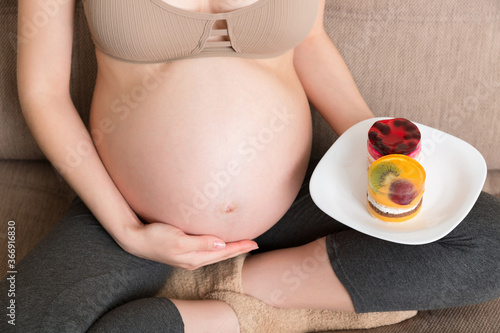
[369,162,402,190]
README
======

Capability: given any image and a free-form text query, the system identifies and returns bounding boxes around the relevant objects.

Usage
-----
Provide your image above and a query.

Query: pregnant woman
[9,0,500,332]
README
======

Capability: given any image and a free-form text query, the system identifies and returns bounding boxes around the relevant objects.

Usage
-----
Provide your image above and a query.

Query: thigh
[0,197,174,332]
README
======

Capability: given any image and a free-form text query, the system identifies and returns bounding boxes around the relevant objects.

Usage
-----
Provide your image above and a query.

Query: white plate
[309,117,487,245]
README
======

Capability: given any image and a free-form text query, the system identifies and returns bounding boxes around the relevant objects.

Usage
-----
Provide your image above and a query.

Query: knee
[88,298,184,333]
[475,193,500,242]
[461,255,500,305]
[457,193,500,300]
[451,192,500,249]
[34,262,172,332]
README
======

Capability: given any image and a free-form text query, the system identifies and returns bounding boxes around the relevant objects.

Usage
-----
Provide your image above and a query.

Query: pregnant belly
[90,59,312,241]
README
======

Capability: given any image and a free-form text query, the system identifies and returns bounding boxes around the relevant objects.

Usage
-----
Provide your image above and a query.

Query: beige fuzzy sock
[207,290,417,333]
[156,253,248,300]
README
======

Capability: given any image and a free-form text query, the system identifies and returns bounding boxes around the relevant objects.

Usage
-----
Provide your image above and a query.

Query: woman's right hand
[120,221,258,270]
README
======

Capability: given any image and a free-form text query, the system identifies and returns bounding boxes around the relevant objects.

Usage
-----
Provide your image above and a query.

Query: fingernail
[214,241,226,249]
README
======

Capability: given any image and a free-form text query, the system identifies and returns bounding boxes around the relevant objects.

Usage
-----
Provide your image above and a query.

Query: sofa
[1,0,499,331]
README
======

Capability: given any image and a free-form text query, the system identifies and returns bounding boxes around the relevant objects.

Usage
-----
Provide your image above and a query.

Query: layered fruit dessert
[367,154,426,222]
[367,118,421,165]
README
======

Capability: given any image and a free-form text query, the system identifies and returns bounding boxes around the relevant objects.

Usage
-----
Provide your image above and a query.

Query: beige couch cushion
[484,170,500,197]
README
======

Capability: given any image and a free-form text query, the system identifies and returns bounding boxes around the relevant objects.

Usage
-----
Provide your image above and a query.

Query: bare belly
[89,50,312,241]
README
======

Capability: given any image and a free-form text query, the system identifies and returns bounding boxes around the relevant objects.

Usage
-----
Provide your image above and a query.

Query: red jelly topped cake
[367,118,422,165]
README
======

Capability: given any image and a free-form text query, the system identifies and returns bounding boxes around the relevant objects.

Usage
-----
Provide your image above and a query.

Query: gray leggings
[2,167,500,332]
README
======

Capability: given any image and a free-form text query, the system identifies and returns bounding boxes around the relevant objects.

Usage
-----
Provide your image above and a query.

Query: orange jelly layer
[367,154,426,209]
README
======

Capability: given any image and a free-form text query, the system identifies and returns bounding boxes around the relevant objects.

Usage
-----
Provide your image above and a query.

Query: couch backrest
[1,0,499,170]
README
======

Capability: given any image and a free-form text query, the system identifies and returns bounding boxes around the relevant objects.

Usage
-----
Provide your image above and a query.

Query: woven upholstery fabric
[313,0,500,172]
[484,170,500,197]
[0,0,95,160]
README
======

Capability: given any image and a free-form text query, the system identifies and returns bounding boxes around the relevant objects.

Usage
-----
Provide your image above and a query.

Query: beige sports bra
[82,0,320,63]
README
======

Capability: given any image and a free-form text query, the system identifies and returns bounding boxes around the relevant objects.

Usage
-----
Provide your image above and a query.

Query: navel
[220,202,237,214]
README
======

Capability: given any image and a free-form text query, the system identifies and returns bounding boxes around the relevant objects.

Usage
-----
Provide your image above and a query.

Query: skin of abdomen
[89,53,313,242]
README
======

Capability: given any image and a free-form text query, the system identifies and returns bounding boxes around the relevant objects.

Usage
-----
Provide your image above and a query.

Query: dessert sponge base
[367,198,423,222]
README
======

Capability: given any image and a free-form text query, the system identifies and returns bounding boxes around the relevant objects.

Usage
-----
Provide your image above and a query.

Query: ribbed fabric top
[82,0,319,63]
